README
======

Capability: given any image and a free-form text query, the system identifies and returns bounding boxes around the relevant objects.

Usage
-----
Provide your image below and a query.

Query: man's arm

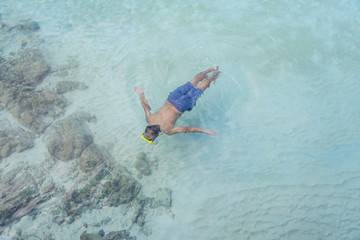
[134,87,151,120]
[168,127,216,135]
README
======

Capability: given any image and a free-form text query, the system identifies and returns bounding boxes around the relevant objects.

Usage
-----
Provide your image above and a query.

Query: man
[134,66,219,143]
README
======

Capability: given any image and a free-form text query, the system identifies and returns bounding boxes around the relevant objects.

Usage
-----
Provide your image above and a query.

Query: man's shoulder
[166,126,182,135]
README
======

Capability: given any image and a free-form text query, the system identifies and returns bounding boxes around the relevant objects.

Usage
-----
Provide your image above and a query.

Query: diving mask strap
[142,135,153,143]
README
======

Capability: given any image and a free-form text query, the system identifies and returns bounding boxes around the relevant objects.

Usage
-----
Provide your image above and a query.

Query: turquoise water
[1,0,360,239]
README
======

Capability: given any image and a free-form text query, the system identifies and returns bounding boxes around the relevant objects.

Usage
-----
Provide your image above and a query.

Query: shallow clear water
[1,0,360,239]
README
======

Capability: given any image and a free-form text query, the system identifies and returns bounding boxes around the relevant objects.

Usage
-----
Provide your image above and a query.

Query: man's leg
[196,69,219,91]
[190,66,218,87]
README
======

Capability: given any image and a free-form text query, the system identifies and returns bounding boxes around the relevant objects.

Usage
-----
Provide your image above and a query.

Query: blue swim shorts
[167,82,203,112]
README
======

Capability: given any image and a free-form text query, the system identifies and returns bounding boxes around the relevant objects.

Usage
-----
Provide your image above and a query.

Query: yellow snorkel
[141,135,153,143]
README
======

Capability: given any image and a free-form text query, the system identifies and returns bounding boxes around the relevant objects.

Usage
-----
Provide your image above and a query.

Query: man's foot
[209,69,219,83]
[191,66,219,87]
[195,67,220,91]
[206,66,218,73]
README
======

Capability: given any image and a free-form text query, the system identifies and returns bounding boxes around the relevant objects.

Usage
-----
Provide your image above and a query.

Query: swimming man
[134,66,219,143]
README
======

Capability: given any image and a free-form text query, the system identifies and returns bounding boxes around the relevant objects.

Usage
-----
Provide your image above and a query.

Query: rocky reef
[0,120,35,161]
[80,230,136,240]
[0,49,49,88]
[0,18,173,239]
[1,87,67,134]
[46,113,95,161]
[0,19,67,135]
[0,163,56,227]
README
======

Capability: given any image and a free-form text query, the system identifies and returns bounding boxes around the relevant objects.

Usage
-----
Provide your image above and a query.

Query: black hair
[144,125,161,140]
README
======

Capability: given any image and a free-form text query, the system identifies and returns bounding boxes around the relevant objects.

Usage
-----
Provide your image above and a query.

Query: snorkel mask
[141,125,161,143]
[141,135,153,143]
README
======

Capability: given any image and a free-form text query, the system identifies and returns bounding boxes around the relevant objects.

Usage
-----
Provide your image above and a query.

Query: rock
[99,229,105,237]
[136,152,146,160]
[93,217,111,227]
[128,188,173,228]
[0,120,35,161]
[55,81,88,94]
[57,164,140,221]
[47,114,93,161]
[0,21,67,134]
[135,153,151,176]
[141,227,152,236]
[101,170,141,206]
[0,49,50,88]
[80,231,104,240]
[131,199,145,226]
[149,156,159,170]
[105,230,136,240]
[55,159,141,221]
[0,165,55,228]
[14,20,40,32]
[79,144,106,173]
[44,233,55,240]
[2,87,67,134]
[61,167,110,218]
[49,112,140,222]
[150,188,172,209]
[15,229,22,236]
[0,22,6,29]
[136,215,145,227]
[135,158,151,176]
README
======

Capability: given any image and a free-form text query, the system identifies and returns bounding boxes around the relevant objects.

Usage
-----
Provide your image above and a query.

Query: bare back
[147,101,182,134]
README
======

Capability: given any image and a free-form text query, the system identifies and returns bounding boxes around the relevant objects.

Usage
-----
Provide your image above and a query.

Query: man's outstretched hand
[204,129,216,135]
[134,87,144,95]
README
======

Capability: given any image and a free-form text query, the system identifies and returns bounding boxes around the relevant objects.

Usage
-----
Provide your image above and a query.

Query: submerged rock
[59,166,111,223]
[0,22,68,134]
[79,144,107,172]
[0,21,6,30]
[135,152,151,176]
[136,152,146,160]
[55,81,88,94]
[105,230,136,240]
[56,166,141,223]
[99,229,105,237]
[0,165,56,228]
[0,49,50,88]
[129,187,173,230]
[101,170,141,206]
[80,231,103,240]
[135,158,151,176]
[47,114,94,161]
[149,188,172,209]
[13,20,40,32]
[78,230,137,240]
[0,120,35,161]
[48,112,141,223]
[140,227,152,237]
[2,87,67,134]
